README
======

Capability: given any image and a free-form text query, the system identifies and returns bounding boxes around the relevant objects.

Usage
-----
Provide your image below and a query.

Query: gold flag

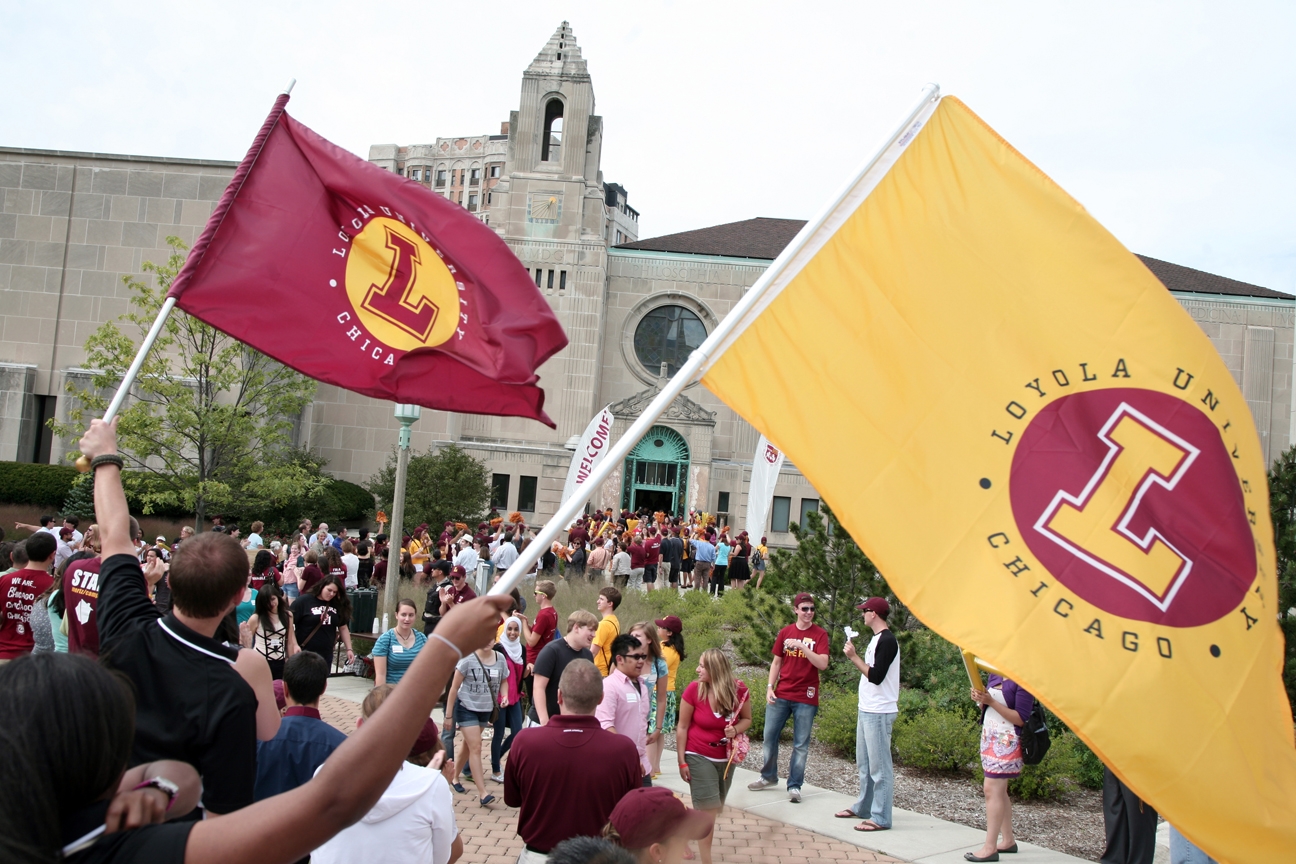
[700,94,1296,863]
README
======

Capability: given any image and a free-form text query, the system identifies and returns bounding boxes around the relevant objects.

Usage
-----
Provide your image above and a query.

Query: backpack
[750,548,764,570]
[1019,700,1051,765]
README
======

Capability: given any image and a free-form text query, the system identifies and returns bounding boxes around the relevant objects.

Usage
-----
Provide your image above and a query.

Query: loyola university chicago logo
[332,208,469,364]
[982,360,1267,661]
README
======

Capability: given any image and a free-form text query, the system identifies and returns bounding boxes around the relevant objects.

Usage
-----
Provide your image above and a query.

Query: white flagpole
[74,79,297,472]
[488,83,941,597]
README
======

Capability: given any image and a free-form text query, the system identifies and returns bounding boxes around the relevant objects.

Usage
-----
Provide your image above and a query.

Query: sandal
[854,820,890,832]
[834,809,858,819]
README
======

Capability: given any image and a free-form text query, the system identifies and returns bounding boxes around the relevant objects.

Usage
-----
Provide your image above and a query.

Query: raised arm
[79,419,134,560]
[185,594,511,864]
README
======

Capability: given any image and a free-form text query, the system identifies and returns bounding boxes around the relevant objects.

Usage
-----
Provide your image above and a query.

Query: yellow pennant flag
[700,93,1296,862]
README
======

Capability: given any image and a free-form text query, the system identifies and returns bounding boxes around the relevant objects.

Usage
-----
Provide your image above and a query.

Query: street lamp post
[383,403,421,632]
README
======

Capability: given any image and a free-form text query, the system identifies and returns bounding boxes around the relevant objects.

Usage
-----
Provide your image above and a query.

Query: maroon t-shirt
[526,605,557,665]
[772,623,830,706]
[628,543,646,569]
[0,567,55,658]
[567,525,589,547]
[643,536,662,566]
[299,564,324,594]
[63,556,104,656]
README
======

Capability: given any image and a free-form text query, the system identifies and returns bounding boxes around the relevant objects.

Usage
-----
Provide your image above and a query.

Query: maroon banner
[168,95,567,426]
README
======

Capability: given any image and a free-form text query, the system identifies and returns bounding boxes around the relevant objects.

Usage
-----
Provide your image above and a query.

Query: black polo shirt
[98,553,258,815]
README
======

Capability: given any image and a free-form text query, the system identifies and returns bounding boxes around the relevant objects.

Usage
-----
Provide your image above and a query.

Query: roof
[1135,255,1292,300]
[614,218,1290,300]
[614,217,807,260]
[526,21,588,78]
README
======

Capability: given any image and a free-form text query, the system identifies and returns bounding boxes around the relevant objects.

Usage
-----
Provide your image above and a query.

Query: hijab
[499,615,525,664]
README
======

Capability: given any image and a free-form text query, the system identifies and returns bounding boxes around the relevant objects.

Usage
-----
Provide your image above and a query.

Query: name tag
[393,645,404,654]
[625,691,640,703]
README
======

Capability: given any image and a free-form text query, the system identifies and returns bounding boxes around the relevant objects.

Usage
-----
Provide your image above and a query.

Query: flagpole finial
[282,79,297,96]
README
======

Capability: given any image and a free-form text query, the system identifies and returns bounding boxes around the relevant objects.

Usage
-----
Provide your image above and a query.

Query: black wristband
[90,453,125,471]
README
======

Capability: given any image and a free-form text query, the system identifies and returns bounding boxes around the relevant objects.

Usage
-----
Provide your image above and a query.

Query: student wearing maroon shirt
[748,592,830,802]
[627,537,646,587]
[520,579,558,670]
[504,658,640,861]
[0,531,57,661]
[642,529,662,593]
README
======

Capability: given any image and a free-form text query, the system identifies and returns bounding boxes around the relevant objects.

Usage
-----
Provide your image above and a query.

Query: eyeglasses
[798,606,816,613]
[626,653,648,661]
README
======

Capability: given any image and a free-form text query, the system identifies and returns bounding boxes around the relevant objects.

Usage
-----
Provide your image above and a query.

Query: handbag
[476,652,501,725]
[726,686,751,765]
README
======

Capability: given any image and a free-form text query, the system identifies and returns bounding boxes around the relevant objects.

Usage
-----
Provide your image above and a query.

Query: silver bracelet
[430,632,464,661]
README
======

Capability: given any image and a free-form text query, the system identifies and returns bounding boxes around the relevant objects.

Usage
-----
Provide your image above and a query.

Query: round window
[633,306,707,378]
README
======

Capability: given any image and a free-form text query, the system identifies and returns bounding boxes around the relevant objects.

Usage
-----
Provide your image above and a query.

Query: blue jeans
[758,698,817,790]
[491,702,523,773]
[1169,826,1217,864]
[851,711,896,827]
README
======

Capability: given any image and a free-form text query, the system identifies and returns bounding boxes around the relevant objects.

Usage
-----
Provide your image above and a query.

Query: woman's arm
[651,672,667,736]
[373,655,388,684]
[446,669,466,715]
[340,624,355,662]
[105,761,203,832]
[286,612,299,657]
[727,695,753,738]
[184,594,511,864]
[969,687,1025,726]
[676,697,695,782]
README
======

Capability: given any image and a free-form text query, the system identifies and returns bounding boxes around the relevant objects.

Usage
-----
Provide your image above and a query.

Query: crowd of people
[0,419,1204,864]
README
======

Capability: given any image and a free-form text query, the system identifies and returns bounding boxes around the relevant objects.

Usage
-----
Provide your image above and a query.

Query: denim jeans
[851,711,896,827]
[491,701,524,772]
[1169,826,1217,864]
[758,697,817,790]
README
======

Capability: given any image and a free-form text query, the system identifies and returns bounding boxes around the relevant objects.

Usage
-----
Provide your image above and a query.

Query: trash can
[350,588,378,635]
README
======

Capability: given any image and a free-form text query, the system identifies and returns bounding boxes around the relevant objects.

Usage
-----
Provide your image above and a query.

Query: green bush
[816,684,858,757]
[1069,732,1106,790]
[0,461,79,508]
[893,707,980,772]
[740,674,767,739]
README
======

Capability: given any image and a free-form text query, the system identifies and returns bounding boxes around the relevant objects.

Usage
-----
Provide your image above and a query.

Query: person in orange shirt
[591,587,622,676]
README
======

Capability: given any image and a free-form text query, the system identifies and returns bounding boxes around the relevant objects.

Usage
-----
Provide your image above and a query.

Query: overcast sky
[4,1,1292,292]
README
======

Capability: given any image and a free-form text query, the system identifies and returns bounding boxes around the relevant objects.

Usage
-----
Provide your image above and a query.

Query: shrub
[816,684,858,757]
[740,674,767,740]
[0,461,79,508]
[893,707,979,772]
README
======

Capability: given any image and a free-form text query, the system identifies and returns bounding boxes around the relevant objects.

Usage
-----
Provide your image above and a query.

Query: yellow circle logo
[344,217,459,351]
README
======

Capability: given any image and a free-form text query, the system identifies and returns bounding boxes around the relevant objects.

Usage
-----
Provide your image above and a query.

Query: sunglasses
[798,606,816,612]
[625,653,648,661]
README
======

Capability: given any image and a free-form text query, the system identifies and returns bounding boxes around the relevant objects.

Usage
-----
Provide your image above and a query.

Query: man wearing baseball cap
[834,597,900,832]
[605,786,714,863]
[748,592,829,802]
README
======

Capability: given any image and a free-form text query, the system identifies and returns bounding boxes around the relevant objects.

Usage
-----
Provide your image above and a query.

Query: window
[470,167,481,184]
[633,305,708,377]
[491,474,511,509]
[542,99,563,162]
[435,169,447,187]
[518,475,539,512]
[771,496,791,532]
[559,270,567,291]
[799,498,819,529]
[534,268,543,287]
[396,167,404,176]
[468,193,478,211]
[489,165,500,178]
[547,270,555,290]
[487,192,493,204]
[717,491,730,513]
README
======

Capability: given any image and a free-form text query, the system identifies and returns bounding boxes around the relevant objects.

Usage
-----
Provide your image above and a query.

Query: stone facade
[2,23,1293,549]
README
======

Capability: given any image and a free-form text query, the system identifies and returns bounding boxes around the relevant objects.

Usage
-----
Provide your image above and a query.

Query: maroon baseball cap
[655,615,683,634]
[609,787,714,849]
[856,597,891,619]
[451,565,467,578]
[793,592,815,608]
[410,717,440,758]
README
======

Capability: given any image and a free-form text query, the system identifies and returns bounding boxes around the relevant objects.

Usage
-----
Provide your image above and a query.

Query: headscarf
[499,615,525,664]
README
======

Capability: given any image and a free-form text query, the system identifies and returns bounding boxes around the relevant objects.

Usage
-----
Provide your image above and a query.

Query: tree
[52,236,321,527]
[61,474,96,521]
[1266,446,1296,710]
[368,443,492,534]
[734,502,892,687]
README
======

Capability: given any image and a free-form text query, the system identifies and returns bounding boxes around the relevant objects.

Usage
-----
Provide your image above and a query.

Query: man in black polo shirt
[505,659,641,861]
[82,417,273,816]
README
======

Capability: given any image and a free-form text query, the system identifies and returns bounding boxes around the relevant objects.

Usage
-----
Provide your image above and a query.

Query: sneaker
[788,788,802,803]
[490,772,505,783]
[747,778,778,791]
[452,782,466,794]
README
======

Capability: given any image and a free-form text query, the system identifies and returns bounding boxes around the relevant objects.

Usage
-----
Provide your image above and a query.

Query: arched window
[633,305,707,377]
[542,99,563,163]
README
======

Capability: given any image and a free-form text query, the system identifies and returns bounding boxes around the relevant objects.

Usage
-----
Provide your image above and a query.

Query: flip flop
[854,821,889,832]
[834,810,858,819]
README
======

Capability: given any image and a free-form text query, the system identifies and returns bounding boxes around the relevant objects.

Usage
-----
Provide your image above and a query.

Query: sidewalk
[318,679,1088,864]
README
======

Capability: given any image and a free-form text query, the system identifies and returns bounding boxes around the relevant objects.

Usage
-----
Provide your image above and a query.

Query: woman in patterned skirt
[966,674,1036,862]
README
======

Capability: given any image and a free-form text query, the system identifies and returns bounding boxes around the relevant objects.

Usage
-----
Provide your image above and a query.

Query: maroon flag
[167,94,567,426]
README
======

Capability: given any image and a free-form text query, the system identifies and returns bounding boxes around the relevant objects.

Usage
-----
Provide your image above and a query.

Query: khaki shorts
[684,752,734,810]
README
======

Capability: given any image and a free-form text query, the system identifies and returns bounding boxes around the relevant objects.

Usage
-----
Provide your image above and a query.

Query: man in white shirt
[491,535,519,572]
[837,597,900,832]
[453,537,479,575]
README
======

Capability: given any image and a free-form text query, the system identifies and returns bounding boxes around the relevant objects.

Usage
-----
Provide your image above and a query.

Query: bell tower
[486,23,613,443]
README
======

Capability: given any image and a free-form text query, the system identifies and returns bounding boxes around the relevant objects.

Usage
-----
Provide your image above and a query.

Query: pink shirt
[595,668,652,776]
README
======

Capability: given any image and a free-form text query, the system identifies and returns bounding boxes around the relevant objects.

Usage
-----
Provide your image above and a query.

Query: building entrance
[622,426,689,516]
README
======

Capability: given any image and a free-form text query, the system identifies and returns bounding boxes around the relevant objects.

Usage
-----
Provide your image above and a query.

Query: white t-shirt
[857,630,900,714]
[310,762,458,864]
[342,553,360,589]
[246,532,264,550]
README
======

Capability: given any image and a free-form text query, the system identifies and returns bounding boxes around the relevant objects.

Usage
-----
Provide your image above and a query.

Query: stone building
[2,22,1293,545]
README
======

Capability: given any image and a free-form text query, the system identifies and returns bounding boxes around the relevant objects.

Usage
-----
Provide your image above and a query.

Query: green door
[622,426,690,516]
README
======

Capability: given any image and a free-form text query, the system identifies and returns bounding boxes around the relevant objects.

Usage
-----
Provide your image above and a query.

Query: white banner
[561,405,615,521]
[745,434,785,540]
